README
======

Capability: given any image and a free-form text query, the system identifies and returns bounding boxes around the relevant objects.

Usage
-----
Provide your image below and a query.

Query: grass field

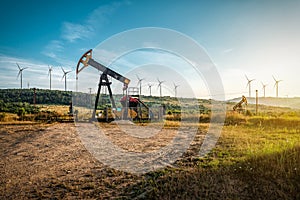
[0,103,300,199]
[127,111,300,199]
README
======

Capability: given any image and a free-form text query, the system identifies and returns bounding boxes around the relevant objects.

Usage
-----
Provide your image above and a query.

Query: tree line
[0,89,72,105]
[0,88,210,115]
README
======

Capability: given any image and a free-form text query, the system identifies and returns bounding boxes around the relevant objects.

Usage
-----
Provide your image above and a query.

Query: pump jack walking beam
[76,49,130,120]
[76,49,130,86]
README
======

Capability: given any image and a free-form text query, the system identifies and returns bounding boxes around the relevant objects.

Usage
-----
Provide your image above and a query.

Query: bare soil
[0,122,204,199]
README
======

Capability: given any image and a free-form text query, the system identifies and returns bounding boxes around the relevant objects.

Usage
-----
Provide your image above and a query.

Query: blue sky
[1,0,300,99]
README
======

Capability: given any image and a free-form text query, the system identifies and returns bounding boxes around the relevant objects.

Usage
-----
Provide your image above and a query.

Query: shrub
[17,107,26,120]
[0,112,6,121]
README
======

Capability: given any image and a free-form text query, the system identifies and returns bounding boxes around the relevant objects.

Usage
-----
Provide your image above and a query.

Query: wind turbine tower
[157,78,165,97]
[16,63,28,89]
[136,75,145,97]
[272,75,282,98]
[61,67,72,91]
[173,82,179,98]
[261,82,267,98]
[48,65,53,90]
[148,83,153,96]
[245,75,255,97]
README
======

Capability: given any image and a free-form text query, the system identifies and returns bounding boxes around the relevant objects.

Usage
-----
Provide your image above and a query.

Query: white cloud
[42,1,129,70]
[61,22,93,42]
[61,1,128,43]
[42,40,64,59]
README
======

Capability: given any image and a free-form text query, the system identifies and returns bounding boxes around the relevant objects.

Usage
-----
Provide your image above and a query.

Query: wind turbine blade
[136,74,140,80]
[23,67,28,70]
[245,74,249,81]
[157,82,162,89]
[16,63,21,70]
[61,67,65,73]
[17,71,21,79]
[272,75,277,82]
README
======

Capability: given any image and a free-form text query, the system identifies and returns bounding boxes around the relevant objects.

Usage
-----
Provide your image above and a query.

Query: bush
[17,107,26,120]
[0,113,6,121]
[199,114,210,123]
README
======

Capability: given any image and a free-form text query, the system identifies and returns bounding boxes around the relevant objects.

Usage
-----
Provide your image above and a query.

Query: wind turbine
[261,82,267,98]
[48,65,53,90]
[173,82,179,98]
[136,75,145,97]
[157,78,165,97]
[245,75,255,97]
[272,75,282,98]
[61,67,72,91]
[148,83,153,96]
[16,63,28,89]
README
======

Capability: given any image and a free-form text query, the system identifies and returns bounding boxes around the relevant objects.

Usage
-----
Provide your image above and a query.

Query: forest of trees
[0,89,74,115]
[0,89,72,105]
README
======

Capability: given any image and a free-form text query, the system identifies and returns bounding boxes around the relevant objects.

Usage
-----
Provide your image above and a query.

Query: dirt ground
[0,122,204,199]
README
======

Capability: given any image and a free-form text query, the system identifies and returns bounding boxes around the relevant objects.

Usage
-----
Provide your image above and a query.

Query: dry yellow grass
[39,105,70,115]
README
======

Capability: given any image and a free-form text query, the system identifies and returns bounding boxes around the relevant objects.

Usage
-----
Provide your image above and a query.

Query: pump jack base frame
[91,73,117,122]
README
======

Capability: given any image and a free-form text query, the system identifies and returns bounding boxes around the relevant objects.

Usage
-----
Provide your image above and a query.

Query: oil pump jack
[233,95,248,113]
[76,49,130,121]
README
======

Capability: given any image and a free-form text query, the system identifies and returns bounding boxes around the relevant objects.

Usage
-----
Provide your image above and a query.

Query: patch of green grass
[121,111,300,199]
